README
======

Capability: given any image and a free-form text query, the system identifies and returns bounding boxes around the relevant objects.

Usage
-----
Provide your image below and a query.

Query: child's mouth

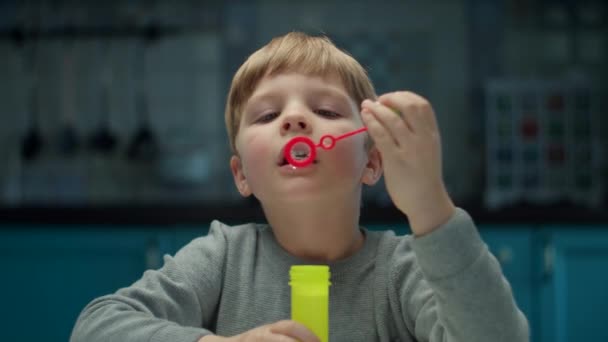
[277,149,318,166]
[278,157,318,167]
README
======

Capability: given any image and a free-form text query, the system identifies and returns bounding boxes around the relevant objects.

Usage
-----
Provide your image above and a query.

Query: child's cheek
[330,135,367,176]
[239,133,272,177]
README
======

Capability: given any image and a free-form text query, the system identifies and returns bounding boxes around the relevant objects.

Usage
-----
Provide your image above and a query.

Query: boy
[71,32,528,342]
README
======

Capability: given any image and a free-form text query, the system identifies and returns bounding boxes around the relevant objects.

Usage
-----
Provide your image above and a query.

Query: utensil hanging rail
[0,24,189,42]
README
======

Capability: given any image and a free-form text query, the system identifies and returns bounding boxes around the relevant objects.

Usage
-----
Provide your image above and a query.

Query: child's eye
[256,112,279,123]
[315,109,341,118]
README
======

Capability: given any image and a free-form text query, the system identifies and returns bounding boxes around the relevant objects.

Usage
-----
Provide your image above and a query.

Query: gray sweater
[71,208,529,342]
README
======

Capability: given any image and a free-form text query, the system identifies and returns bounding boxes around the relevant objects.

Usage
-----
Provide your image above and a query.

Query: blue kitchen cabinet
[537,226,608,342]
[163,224,210,256]
[175,226,209,249]
[0,226,162,342]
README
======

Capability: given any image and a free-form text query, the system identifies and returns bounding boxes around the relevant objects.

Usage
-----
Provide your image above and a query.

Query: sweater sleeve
[390,208,529,342]
[70,220,228,342]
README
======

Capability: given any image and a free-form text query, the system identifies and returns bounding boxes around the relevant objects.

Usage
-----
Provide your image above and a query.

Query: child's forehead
[248,72,353,103]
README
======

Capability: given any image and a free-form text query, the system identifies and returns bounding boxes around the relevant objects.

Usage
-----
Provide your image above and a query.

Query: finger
[377,92,428,133]
[362,98,413,134]
[234,328,299,342]
[262,333,299,342]
[361,99,411,149]
[378,91,438,133]
[252,327,299,342]
[269,320,320,342]
[361,108,400,155]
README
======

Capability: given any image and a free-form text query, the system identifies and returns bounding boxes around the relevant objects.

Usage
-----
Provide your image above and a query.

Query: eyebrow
[245,93,282,109]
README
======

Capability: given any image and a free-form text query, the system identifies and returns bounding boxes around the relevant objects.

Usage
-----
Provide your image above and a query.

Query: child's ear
[230,155,252,197]
[362,146,382,185]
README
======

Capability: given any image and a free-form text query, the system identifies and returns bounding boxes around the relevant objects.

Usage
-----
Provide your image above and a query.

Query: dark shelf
[0,201,607,226]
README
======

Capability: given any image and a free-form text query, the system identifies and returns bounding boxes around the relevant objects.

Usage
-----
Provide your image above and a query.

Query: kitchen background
[0,0,607,341]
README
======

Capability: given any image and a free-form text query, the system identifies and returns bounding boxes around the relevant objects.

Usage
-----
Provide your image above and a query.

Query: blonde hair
[225,31,377,153]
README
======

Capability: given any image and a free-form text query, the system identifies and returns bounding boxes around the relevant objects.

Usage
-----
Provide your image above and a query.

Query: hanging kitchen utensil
[57,37,80,157]
[127,91,159,161]
[21,80,43,161]
[126,33,159,162]
[89,40,118,154]
[20,37,43,162]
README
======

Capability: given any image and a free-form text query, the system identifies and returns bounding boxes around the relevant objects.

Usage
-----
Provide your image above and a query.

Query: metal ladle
[57,35,80,157]
[89,40,117,154]
[126,32,159,162]
[20,37,43,162]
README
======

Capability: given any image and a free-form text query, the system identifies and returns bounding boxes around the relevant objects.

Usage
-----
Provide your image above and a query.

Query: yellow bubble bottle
[289,265,331,342]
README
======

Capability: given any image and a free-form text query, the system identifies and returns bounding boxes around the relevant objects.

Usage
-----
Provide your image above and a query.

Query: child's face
[230,72,381,205]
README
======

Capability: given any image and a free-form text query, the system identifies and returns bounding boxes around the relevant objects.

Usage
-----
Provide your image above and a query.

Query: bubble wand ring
[284,126,368,168]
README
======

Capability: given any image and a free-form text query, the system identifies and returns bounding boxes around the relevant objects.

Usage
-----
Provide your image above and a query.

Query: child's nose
[281,114,311,135]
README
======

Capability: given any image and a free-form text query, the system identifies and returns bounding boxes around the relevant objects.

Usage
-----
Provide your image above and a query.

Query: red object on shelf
[521,117,539,139]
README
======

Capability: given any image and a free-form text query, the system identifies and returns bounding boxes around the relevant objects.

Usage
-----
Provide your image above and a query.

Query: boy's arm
[70,221,227,342]
[390,208,529,341]
[363,91,528,340]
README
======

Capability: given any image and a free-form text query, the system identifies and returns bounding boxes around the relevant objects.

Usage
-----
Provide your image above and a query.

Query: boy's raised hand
[199,320,320,342]
[361,91,455,236]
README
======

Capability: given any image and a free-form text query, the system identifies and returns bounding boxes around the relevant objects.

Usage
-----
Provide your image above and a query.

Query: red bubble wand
[284,127,368,168]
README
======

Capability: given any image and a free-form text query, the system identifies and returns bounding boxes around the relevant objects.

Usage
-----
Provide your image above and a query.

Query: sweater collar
[258,224,382,277]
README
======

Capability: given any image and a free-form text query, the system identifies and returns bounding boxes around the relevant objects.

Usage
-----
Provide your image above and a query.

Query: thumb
[269,320,320,342]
